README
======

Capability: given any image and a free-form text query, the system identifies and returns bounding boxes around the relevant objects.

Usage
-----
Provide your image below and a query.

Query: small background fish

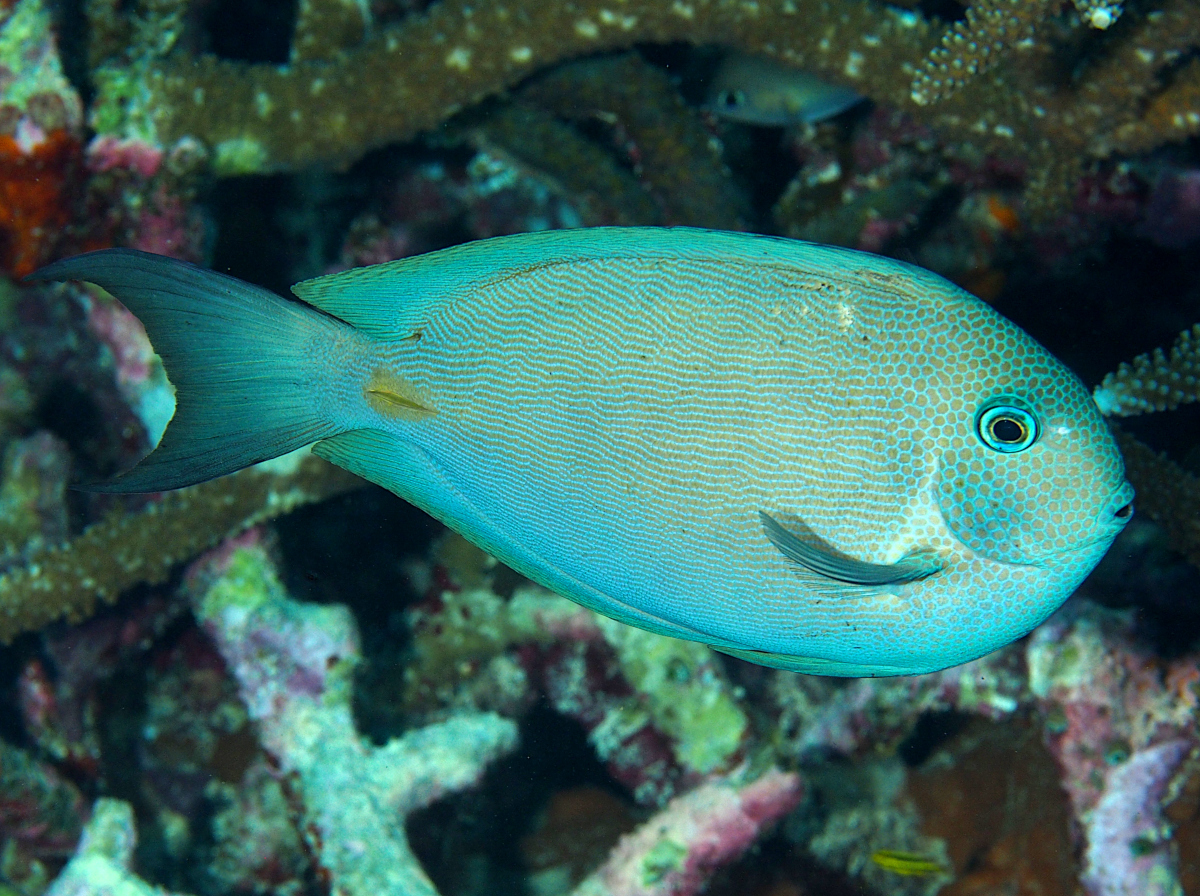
[705,53,864,125]
[870,849,948,877]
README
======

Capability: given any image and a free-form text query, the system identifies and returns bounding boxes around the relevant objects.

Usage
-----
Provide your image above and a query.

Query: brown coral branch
[86,0,1200,217]
[1080,0,1200,157]
[98,0,930,175]
[520,53,749,229]
[291,0,370,63]
[0,455,363,644]
[1094,324,1200,416]
[1109,58,1200,155]
[463,101,663,227]
[910,0,1057,106]
[1112,428,1200,570]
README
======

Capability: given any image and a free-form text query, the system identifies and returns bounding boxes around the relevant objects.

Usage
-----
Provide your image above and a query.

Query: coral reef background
[1,0,1200,894]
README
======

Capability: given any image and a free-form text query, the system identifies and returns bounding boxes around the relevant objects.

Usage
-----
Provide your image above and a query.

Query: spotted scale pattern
[309,229,1131,676]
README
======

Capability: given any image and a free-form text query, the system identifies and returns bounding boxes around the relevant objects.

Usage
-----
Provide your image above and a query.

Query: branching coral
[910,0,1128,107]
[0,453,362,644]
[463,102,663,228]
[519,53,749,229]
[909,0,1058,107]
[185,531,520,896]
[81,0,1200,216]
[1107,429,1200,570]
[570,768,802,896]
[44,799,183,896]
[87,0,933,175]
[404,550,750,804]
[1091,325,1200,568]
[1094,323,1200,416]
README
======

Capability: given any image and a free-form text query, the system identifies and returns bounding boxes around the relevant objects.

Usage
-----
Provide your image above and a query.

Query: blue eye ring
[975,399,1039,453]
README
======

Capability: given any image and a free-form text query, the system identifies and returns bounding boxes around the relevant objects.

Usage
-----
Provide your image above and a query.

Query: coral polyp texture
[70,0,1200,214]
[2,0,1200,895]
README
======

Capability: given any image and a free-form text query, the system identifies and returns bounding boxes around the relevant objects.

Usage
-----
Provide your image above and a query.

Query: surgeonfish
[28,228,1133,677]
[706,53,863,125]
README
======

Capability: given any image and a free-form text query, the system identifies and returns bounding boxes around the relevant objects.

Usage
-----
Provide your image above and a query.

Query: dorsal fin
[289,227,866,340]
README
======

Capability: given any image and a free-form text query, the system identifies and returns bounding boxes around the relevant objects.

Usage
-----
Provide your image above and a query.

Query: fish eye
[974,399,1039,453]
[718,89,746,108]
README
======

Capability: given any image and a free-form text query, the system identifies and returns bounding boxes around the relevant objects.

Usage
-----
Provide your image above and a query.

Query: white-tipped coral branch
[184,530,519,896]
[44,799,183,896]
[1094,324,1200,416]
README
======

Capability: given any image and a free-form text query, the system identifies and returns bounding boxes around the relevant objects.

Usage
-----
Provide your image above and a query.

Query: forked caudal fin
[26,249,352,492]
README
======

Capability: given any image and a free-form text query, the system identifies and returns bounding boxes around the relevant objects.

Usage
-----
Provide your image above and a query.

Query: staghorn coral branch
[1109,57,1200,155]
[1110,428,1200,569]
[93,0,932,175]
[520,53,749,229]
[909,0,1057,107]
[464,101,664,227]
[0,453,363,644]
[86,0,1200,217]
[1094,324,1200,416]
[1080,0,1200,158]
[291,0,371,63]
[45,799,187,896]
[569,767,803,896]
[1092,330,1200,574]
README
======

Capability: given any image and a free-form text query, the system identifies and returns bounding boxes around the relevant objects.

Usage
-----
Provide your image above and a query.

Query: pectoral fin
[759,511,943,586]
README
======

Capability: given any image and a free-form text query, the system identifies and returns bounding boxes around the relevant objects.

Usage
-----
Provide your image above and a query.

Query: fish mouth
[930,472,1135,568]
[972,481,1135,566]
[1110,481,1136,524]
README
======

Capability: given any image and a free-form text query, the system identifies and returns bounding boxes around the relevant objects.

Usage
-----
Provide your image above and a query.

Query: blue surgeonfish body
[29,228,1133,676]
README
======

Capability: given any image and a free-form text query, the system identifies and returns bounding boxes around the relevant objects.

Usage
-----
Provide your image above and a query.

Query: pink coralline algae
[1083,739,1195,896]
[85,136,163,180]
[1028,601,1200,896]
[574,768,803,896]
[184,529,520,896]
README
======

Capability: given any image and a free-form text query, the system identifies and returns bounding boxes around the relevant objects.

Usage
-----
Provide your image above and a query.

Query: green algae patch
[213,137,270,177]
[595,616,748,776]
[197,545,281,618]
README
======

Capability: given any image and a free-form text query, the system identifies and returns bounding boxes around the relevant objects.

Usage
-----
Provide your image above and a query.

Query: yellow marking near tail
[365,369,434,419]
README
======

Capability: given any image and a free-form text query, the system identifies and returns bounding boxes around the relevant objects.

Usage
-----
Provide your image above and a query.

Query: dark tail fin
[28,249,350,492]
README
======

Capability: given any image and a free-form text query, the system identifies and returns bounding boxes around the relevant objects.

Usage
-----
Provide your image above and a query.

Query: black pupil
[991,416,1025,443]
